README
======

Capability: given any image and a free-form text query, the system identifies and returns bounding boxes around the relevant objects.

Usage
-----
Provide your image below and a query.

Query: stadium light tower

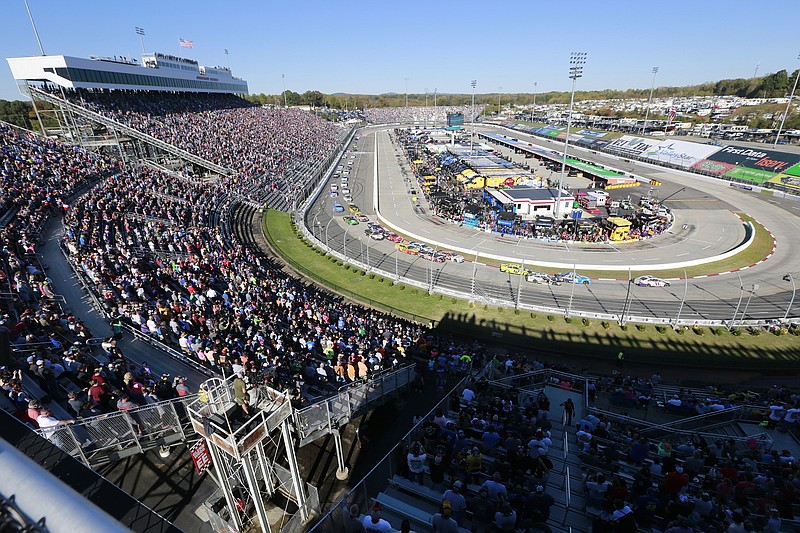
[23,0,45,55]
[135,27,146,55]
[425,88,429,129]
[470,80,477,155]
[433,88,437,128]
[554,52,586,219]
[282,74,288,108]
[497,86,502,116]
[641,66,659,135]
[405,77,409,108]
[532,81,537,122]
[774,52,800,148]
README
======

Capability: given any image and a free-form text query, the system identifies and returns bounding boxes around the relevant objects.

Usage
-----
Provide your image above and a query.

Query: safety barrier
[293,364,415,446]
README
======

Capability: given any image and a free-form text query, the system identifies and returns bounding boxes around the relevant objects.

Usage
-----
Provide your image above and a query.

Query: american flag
[668,106,677,124]
[179,38,194,49]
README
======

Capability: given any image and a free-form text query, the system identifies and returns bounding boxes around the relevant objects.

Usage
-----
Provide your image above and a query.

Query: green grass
[263,210,800,369]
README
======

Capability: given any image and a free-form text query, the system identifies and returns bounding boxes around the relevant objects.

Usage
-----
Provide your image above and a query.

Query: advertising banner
[606,135,719,167]
[767,174,800,190]
[784,162,800,177]
[723,166,780,184]
[691,158,736,175]
[703,145,800,174]
[576,130,607,138]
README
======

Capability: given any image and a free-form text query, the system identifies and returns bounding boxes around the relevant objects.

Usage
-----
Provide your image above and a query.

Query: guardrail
[295,128,796,328]
[293,364,415,445]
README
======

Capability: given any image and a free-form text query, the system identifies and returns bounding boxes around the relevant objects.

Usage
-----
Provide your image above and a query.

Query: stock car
[556,272,592,285]
[395,243,420,255]
[500,263,530,276]
[343,194,353,203]
[419,250,445,263]
[343,216,359,225]
[349,204,360,213]
[365,229,385,240]
[332,202,344,213]
[356,213,369,223]
[526,272,562,285]
[409,241,434,254]
[439,251,465,263]
[386,232,403,243]
[633,275,671,287]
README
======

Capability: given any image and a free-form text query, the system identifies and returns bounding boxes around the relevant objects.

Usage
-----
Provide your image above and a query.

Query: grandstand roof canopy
[7,53,248,94]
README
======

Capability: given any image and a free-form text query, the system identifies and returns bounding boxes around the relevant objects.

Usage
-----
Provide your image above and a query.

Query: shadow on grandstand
[0,409,181,532]
[432,310,800,375]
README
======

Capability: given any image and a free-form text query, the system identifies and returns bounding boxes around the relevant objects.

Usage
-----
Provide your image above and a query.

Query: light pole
[774,53,800,147]
[676,270,688,324]
[282,74,288,108]
[23,0,45,55]
[425,88,429,129]
[555,52,586,219]
[135,27,146,55]
[566,263,578,318]
[641,66,659,135]
[740,284,759,326]
[621,268,633,325]
[784,273,796,320]
[405,77,409,108]
[532,81,537,122]
[497,86,502,117]
[433,88,437,128]
[731,273,745,327]
[470,80,477,155]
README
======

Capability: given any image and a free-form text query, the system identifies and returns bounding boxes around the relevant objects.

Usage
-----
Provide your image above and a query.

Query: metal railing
[293,364,416,445]
[589,406,773,451]
[36,394,196,466]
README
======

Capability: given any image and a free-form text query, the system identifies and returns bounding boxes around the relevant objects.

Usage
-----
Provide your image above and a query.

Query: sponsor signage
[576,130,607,138]
[691,159,736,175]
[607,135,718,167]
[704,145,800,174]
[784,163,800,178]
[190,440,213,474]
[723,166,779,184]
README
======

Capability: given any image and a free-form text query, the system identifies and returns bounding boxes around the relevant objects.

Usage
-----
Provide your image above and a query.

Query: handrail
[562,466,571,526]
[638,406,742,435]
[590,406,773,446]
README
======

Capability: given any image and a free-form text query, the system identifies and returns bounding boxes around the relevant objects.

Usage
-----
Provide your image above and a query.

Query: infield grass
[264,210,800,369]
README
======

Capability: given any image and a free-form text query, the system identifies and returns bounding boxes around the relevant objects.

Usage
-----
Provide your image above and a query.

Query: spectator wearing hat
[528,485,554,522]
[343,503,365,533]
[442,480,467,525]
[407,441,427,485]
[431,500,459,533]
[362,506,392,533]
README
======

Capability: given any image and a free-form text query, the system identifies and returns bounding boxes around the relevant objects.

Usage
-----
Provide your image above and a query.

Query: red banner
[190,440,212,475]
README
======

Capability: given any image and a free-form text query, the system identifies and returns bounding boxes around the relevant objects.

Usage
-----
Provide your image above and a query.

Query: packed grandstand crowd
[1,91,799,532]
[365,105,486,125]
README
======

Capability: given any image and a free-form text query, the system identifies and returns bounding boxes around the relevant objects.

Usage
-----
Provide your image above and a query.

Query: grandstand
[2,49,800,533]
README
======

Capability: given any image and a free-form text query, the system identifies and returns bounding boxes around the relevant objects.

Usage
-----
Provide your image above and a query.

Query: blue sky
[1,0,799,101]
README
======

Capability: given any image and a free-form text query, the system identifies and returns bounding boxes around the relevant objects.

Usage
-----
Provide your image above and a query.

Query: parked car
[332,202,344,213]
[501,263,530,276]
[526,272,561,285]
[556,272,591,285]
[633,275,671,287]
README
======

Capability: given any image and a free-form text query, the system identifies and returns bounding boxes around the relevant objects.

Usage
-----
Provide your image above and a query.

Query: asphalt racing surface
[304,125,800,323]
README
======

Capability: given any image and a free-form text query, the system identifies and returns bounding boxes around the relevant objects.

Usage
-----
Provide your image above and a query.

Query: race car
[556,272,592,285]
[500,263,530,276]
[633,275,671,287]
[348,204,360,213]
[343,216,359,225]
[356,213,369,223]
[439,251,465,263]
[419,250,445,263]
[395,243,420,255]
[365,229,385,240]
[526,272,561,285]
[386,233,403,243]
[332,202,344,213]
